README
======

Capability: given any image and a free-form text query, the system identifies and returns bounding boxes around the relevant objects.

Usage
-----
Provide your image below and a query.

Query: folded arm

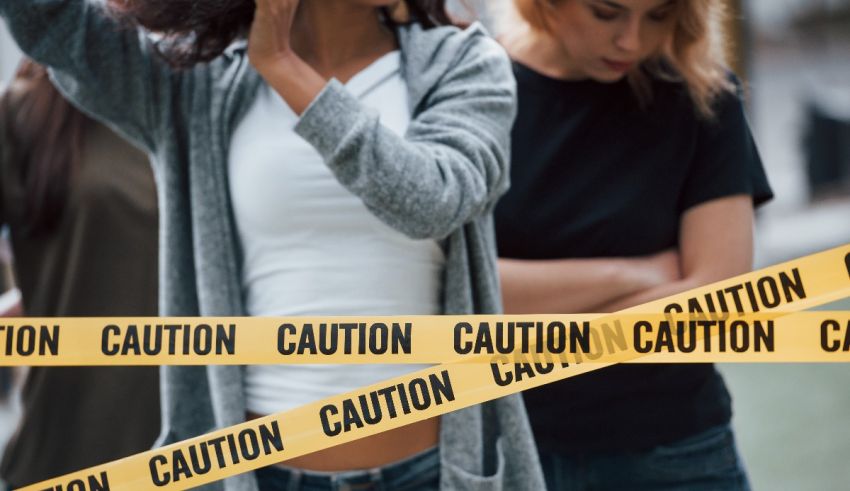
[499,250,681,314]
[598,195,754,312]
[499,196,754,314]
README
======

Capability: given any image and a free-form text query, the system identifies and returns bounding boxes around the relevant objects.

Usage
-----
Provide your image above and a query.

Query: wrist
[253,53,327,116]
[252,48,299,78]
[616,257,663,291]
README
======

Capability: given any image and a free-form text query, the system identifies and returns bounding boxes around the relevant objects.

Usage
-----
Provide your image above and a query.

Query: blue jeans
[254,446,440,491]
[541,425,750,491]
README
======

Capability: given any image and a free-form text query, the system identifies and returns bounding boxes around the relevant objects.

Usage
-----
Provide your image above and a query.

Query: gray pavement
[721,26,850,490]
[721,362,850,491]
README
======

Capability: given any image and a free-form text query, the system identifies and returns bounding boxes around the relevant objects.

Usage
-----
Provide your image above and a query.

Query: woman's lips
[602,58,634,73]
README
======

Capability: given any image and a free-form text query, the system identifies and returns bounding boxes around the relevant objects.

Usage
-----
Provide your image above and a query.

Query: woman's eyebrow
[596,0,677,11]
[596,0,628,11]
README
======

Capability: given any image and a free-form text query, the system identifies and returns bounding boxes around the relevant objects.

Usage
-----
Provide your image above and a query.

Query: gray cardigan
[1,1,544,489]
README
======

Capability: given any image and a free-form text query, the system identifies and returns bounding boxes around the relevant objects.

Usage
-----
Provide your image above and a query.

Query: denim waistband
[254,446,440,491]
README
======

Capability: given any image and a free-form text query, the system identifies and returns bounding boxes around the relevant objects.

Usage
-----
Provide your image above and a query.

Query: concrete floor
[721,362,850,491]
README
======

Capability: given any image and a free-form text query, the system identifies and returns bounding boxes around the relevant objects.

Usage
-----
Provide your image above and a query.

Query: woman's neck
[290,1,398,79]
[502,23,585,80]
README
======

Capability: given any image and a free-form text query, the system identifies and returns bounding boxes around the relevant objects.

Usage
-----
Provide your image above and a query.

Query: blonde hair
[510,0,734,119]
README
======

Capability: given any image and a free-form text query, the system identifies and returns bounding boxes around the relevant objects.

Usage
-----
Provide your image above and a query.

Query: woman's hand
[499,251,679,315]
[598,195,755,312]
[247,0,326,115]
[640,249,682,288]
[248,0,301,72]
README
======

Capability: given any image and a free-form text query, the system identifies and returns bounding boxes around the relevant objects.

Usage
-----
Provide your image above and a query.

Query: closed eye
[648,1,676,22]
[588,0,625,21]
[592,6,621,21]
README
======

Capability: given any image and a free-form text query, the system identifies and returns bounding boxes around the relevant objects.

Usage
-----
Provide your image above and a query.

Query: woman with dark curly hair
[0,1,544,490]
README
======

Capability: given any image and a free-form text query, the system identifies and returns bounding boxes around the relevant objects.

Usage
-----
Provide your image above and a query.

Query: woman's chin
[590,70,628,84]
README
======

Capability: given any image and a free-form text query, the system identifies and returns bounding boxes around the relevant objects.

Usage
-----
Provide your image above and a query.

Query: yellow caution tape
[17,244,850,490]
[1,312,849,365]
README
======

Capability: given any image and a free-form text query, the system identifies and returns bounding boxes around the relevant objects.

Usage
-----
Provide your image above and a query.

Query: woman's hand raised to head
[248,0,326,115]
[248,0,301,72]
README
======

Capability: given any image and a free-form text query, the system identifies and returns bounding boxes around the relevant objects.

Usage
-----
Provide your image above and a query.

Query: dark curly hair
[107,0,453,68]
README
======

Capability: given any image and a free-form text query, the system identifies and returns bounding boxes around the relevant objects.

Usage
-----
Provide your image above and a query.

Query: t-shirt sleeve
[678,82,774,213]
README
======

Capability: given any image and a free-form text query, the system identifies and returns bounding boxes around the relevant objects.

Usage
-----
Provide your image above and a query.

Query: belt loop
[330,472,345,491]
[370,467,383,491]
[287,467,303,491]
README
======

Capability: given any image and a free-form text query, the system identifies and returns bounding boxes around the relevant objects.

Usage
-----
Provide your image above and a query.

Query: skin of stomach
[247,411,439,471]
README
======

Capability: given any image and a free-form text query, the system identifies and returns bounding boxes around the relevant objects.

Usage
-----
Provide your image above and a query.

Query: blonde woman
[495,1,772,489]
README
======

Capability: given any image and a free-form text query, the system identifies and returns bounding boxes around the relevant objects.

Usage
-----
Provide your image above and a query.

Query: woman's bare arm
[598,195,754,312]
[499,250,680,314]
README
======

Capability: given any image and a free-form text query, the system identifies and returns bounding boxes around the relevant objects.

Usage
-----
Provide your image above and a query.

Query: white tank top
[228,52,444,415]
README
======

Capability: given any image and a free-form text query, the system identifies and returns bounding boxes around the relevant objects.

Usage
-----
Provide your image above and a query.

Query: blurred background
[1,0,849,488]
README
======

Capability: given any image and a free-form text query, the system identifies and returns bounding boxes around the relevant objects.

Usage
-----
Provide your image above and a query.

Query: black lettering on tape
[279,323,411,356]
[821,319,850,352]
[0,325,59,357]
[454,321,589,355]
[150,455,169,486]
[634,320,774,353]
[669,270,806,318]
[779,269,807,303]
[757,277,782,308]
[45,472,110,491]
[320,371,454,437]
[320,405,341,436]
[490,357,568,387]
[454,323,473,354]
[102,324,235,357]
[278,324,297,355]
[148,422,283,486]
[634,321,653,354]
[238,428,260,460]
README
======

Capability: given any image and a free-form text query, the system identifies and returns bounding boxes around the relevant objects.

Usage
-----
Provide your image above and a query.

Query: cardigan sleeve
[0,0,180,153]
[294,30,517,240]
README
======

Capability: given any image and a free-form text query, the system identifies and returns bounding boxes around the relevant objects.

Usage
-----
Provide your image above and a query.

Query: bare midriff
[246,412,439,471]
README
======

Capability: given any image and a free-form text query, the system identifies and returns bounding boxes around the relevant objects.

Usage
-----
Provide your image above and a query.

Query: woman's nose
[614,19,642,54]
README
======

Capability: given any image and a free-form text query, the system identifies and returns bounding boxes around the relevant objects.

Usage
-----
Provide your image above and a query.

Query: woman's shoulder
[396,21,513,105]
[648,65,743,118]
[398,21,511,73]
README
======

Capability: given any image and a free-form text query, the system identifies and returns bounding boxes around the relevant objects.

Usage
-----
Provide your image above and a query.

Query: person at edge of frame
[0,1,547,490]
[0,59,161,489]
[494,0,774,490]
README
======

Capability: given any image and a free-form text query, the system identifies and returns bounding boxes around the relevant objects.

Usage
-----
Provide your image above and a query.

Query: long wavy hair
[107,0,453,69]
[510,0,733,118]
[0,60,91,235]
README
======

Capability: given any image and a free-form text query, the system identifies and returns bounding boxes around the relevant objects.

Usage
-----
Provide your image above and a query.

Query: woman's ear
[388,0,411,23]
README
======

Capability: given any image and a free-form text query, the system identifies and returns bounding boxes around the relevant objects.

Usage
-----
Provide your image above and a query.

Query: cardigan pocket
[441,436,506,490]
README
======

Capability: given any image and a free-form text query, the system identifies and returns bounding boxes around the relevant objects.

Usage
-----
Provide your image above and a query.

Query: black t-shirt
[495,62,773,453]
